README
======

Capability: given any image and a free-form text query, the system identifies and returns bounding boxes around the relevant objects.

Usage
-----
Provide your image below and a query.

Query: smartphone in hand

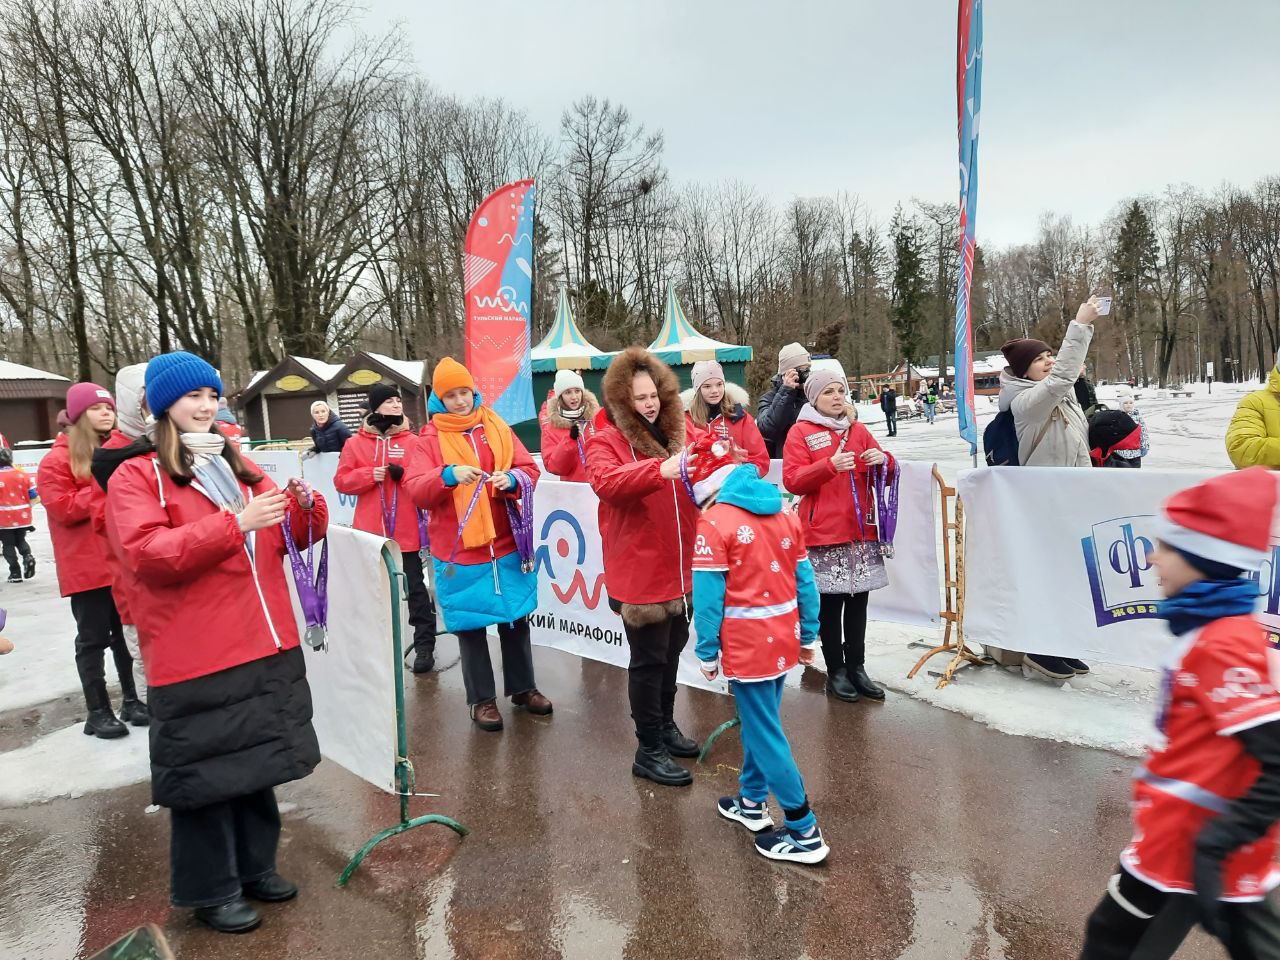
[1096,296,1113,316]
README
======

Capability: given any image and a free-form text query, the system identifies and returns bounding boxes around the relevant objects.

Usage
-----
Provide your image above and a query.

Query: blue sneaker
[754,825,830,865]
[717,796,773,833]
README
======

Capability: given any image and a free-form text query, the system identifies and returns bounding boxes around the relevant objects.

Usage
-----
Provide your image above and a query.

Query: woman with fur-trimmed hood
[586,346,703,788]
[539,369,601,482]
[683,360,770,477]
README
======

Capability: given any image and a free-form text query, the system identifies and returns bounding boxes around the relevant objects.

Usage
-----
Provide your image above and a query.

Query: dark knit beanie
[366,383,401,413]
[1173,546,1245,582]
[1001,338,1052,379]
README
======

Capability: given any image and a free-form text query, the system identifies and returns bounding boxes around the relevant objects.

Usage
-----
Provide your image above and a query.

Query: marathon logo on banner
[1081,515,1162,627]
[531,504,624,650]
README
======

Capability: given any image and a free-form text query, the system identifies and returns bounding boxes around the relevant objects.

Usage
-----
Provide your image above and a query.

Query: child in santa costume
[1080,467,1280,959]
[688,433,829,866]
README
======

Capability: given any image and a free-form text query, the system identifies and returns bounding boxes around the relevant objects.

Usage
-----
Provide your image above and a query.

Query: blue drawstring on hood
[712,464,782,516]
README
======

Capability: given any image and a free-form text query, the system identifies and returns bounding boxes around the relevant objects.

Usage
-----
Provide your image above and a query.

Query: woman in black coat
[309,401,352,452]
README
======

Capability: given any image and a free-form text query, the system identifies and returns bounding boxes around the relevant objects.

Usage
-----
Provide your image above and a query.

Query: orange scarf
[433,405,516,549]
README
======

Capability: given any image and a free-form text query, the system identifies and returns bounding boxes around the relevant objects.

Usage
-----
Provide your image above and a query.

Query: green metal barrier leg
[697,713,741,764]
[336,548,470,887]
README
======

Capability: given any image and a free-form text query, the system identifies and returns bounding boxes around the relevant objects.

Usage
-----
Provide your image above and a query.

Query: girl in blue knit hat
[105,351,329,934]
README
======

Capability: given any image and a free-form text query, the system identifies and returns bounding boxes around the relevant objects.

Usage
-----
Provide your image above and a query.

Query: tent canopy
[531,289,614,372]
[646,284,752,365]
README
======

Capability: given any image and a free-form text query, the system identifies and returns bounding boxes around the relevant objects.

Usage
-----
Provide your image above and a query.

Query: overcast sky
[357,0,1280,247]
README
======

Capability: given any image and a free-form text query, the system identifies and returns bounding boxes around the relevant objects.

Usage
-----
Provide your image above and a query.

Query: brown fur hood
[600,346,686,458]
[543,389,601,430]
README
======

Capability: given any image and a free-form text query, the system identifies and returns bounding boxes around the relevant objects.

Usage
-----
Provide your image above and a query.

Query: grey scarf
[797,403,851,433]
[181,432,246,512]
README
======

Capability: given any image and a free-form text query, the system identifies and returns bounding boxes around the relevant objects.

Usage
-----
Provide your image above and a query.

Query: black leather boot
[411,640,435,674]
[119,698,150,727]
[632,725,692,787]
[849,665,886,702]
[662,721,699,758]
[84,708,129,739]
[193,896,262,933]
[243,873,298,902]
[825,668,860,703]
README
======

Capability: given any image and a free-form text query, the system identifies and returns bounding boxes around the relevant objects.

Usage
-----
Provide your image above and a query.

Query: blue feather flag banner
[954,0,983,455]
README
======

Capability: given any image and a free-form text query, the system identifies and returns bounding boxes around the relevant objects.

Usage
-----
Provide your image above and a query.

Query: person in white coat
[993,297,1104,681]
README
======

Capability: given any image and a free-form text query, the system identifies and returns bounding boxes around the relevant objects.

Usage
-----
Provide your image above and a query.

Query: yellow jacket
[1226,367,1280,468]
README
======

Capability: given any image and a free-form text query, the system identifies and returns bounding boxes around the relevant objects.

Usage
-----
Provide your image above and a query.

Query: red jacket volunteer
[782,419,893,548]
[334,419,422,554]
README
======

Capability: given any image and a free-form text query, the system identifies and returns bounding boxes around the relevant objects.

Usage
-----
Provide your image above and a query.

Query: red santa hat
[1155,467,1277,573]
[682,431,743,506]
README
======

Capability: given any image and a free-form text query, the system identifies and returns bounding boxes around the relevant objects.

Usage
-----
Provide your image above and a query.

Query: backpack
[983,410,1020,466]
[983,406,1057,466]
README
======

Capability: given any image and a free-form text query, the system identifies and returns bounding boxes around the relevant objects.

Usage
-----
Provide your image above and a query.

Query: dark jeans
[1080,867,1280,959]
[455,617,536,705]
[615,602,690,732]
[0,528,32,576]
[69,586,135,710]
[401,550,438,655]
[884,411,897,436]
[819,591,869,675]
[169,787,280,908]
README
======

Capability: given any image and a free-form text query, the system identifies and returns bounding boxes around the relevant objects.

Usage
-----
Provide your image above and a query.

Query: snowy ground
[0,383,1255,807]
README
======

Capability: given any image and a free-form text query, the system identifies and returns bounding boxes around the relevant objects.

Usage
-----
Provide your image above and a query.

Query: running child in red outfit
[1080,467,1280,959]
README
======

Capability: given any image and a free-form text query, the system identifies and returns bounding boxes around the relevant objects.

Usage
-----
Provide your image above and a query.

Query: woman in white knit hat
[683,360,770,476]
[539,369,600,482]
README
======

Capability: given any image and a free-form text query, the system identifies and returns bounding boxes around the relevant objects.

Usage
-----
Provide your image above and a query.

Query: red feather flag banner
[463,179,536,423]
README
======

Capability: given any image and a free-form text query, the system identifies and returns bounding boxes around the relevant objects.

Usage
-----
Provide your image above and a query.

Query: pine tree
[1112,201,1159,382]
[890,208,928,365]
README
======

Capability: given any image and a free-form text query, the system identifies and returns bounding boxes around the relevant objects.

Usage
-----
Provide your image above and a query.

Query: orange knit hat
[432,357,475,398]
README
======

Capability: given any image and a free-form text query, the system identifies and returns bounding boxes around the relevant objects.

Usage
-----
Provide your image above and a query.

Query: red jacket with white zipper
[37,433,114,596]
[782,419,893,547]
[105,451,328,687]
[333,420,422,553]
[406,418,540,566]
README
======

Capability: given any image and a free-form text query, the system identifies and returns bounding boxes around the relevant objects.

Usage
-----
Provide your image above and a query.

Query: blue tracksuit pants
[732,676,816,832]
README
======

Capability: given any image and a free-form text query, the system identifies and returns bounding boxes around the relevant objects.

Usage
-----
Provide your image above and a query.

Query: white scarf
[559,404,584,421]
[797,402,851,433]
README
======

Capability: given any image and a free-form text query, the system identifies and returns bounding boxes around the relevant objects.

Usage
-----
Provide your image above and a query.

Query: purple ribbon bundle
[504,468,536,573]
[873,459,900,549]
[282,508,328,651]
[443,471,491,578]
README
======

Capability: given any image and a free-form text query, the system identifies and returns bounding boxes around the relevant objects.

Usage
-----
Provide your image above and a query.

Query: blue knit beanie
[145,352,223,417]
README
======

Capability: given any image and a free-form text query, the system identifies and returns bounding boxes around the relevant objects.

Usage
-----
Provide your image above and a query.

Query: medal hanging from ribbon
[872,458,900,558]
[836,430,869,540]
[503,468,537,573]
[443,471,491,579]
[379,467,398,539]
[282,487,328,652]
[417,509,430,561]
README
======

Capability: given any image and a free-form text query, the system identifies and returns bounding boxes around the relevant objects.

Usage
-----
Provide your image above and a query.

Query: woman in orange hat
[406,358,551,732]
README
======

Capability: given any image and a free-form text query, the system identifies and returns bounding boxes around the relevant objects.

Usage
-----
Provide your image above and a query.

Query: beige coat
[997,321,1094,467]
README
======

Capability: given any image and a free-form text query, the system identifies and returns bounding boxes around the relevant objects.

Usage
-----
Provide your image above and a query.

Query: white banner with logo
[299,451,356,527]
[956,467,1272,669]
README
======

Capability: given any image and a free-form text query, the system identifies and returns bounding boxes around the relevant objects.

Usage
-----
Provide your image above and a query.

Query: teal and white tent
[647,284,753,365]
[531,288,613,372]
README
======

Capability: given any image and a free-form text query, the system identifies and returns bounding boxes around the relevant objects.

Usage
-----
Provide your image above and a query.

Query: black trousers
[819,591,869,675]
[1081,867,1280,960]
[169,787,280,907]
[0,528,32,576]
[455,618,536,705]
[69,586,135,710]
[401,550,437,655]
[884,411,897,436]
[615,603,690,732]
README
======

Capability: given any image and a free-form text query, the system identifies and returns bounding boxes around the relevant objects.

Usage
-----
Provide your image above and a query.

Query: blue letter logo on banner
[1081,516,1162,627]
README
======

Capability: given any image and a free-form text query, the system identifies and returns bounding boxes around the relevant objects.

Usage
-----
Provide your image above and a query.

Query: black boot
[83,680,128,739]
[84,708,129,739]
[825,668,860,703]
[193,896,262,934]
[119,698,150,727]
[22,554,35,579]
[662,721,700,758]
[411,639,435,674]
[632,725,692,787]
[849,665,886,702]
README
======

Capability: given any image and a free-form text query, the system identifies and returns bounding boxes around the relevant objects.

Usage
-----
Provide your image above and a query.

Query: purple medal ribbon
[873,459,900,546]
[379,471,398,539]
[836,430,869,539]
[504,468,536,573]
[677,448,698,505]
[282,506,328,651]
[443,471,491,578]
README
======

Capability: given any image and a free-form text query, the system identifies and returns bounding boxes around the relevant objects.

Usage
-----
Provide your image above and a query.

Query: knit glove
[387,464,405,482]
